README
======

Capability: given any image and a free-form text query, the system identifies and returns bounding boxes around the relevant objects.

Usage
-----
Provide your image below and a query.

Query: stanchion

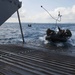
[17,10,25,44]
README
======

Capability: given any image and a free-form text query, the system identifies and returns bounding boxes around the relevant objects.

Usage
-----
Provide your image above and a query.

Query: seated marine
[57,27,72,37]
[65,29,72,37]
[57,27,66,37]
[46,28,56,36]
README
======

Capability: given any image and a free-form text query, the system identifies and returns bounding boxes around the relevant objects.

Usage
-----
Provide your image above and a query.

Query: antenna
[41,6,62,25]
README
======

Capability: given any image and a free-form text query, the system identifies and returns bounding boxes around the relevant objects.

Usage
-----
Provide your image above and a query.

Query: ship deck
[0,44,75,75]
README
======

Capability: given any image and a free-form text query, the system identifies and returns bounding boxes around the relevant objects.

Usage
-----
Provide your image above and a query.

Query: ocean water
[0,23,75,47]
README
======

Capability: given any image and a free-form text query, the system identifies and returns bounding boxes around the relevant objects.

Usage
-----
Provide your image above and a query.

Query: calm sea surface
[0,23,75,47]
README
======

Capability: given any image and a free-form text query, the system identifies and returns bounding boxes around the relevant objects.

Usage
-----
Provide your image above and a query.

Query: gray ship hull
[0,0,21,25]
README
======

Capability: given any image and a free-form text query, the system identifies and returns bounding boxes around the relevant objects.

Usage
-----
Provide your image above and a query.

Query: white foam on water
[56,43,64,47]
[68,31,75,46]
[39,35,46,41]
[39,35,49,44]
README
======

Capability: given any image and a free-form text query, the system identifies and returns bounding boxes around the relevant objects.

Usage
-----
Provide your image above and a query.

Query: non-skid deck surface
[0,44,75,75]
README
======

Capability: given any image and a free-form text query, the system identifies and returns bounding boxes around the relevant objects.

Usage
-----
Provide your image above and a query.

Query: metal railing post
[17,10,25,44]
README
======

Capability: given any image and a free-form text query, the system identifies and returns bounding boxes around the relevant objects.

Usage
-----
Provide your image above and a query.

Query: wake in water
[39,30,75,47]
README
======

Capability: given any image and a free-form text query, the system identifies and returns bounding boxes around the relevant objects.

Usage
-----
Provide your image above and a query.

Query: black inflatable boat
[45,28,72,42]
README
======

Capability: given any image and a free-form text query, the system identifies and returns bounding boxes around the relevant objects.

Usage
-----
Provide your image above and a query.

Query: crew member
[58,27,65,37]
[46,28,56,36]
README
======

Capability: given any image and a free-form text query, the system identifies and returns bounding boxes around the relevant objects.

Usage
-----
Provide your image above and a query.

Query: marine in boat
[41,6,72,43]
[46,27,72,42]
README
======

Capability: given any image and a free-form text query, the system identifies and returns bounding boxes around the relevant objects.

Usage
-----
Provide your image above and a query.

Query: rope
[41,6,62,22]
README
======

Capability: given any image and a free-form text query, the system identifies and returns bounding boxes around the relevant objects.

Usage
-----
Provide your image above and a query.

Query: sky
[7,0,75,23]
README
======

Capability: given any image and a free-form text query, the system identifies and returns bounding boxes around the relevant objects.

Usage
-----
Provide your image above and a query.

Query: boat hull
[46,35,69,42]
